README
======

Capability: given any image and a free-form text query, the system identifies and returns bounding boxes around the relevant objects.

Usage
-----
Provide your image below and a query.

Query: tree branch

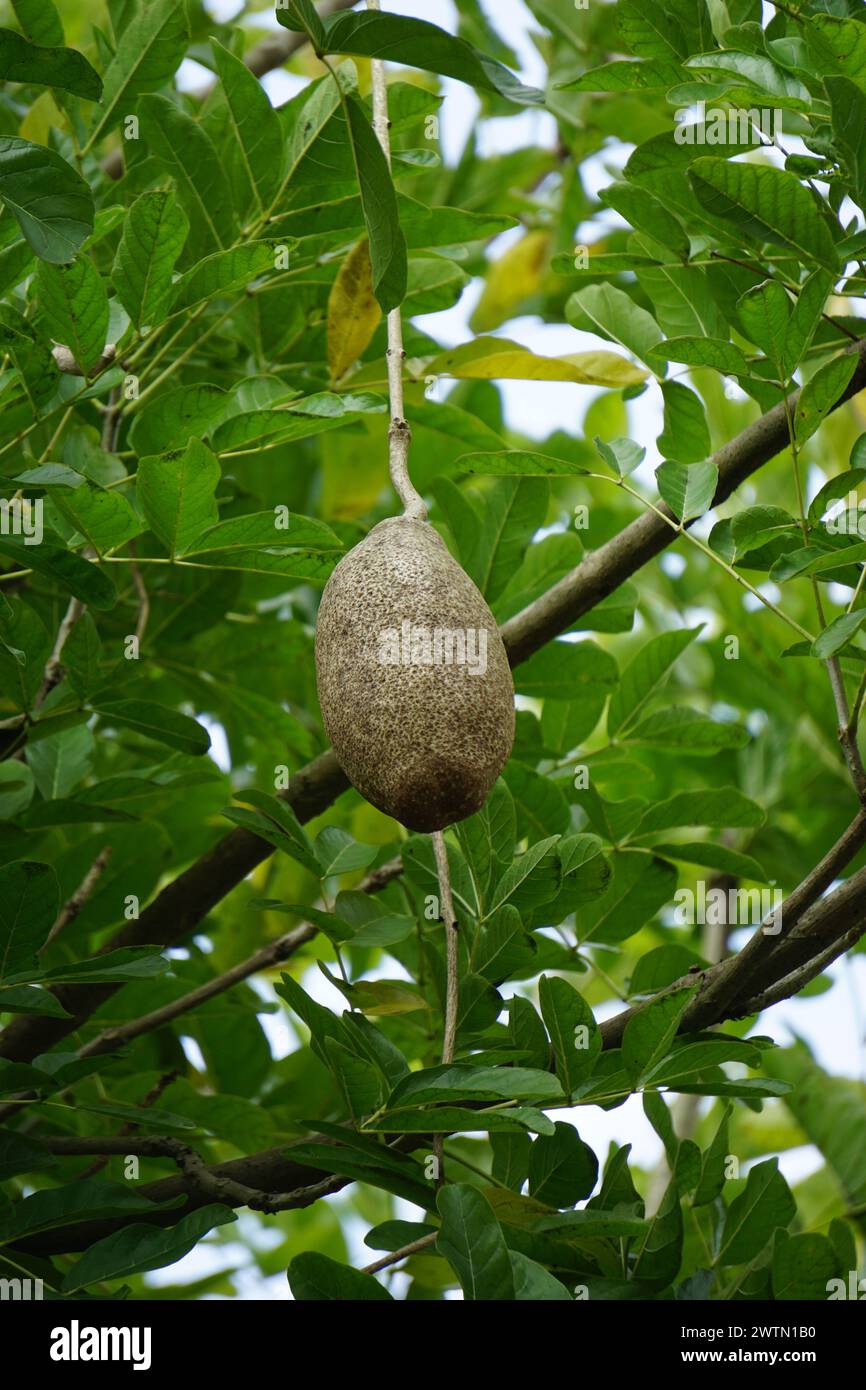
[78,859,401,1059]
[680,808,866,1028]
[39,1135,345,1215]
[3,343,866,1065]
[15,1139,354,1255]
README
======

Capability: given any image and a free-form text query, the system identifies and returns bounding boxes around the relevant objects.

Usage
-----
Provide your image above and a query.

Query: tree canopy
[1,0,866,1303]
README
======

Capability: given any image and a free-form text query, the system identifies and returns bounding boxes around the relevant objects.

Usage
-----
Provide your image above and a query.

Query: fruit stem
[366,0,428,523]
[432,830,460,1067]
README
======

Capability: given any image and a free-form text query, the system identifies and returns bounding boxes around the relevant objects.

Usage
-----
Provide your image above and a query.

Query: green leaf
[651,336,751,375]
[63,609,101,698]
[0,536,116,609]
[323,10,543,106]
[365,1104,553,1136]
[538,974,601,1098]
[528,1122,598,1207]
[224,791,320,877]
[608,626,702,736]
[601,182,689,260]
[692,1105,731,1207]
[0,1131,55,1182]
[806,14,866,89]
[594,436,645,478]
[343,92,407,313]
[89,0,189,146]
[32,946,168,986]
[625,706,749,755]
[772,1232,839,1301]
[288,1252,394,1300]
[656,461,719,523]
[766,1045,866,1211]
[28,723,92,800]
[658,382,711,465]
[811,609,866,659]
[635,787,765,836]
[129,385,228,455]
[457,448,589,478]
[717,1158,796,1266]
[137,439,221,558]
[10,0,63,48]
[795,354,859,446]
[282,1133,430,1206]
[0,28,101,100]
[386,1064,564,1110]
[210,39,283,214]
[138,94,235,255]
[737,279,792,376]
[52,483,143,557]
[631,1177,683,1292]
[509,1251,573,1300]
[92,700,210,756]
[276,0,329,49]
[182,512,342,557]
[62,1205,237,1292]
[689,158,838,270]
[629,944,706,996]
[0,1179,177,1244]
[470,477,548,602]
[437,1184,515,1300]
[637,257,726,342]
[0,137,93,263]
[515,640,618,700]
[487,836,560,917]
[456,779,516,908]
[112,190,189,331]
[650,841,765,881]
[566,282,664,368]
[315,826,378,876]
[785,269,833,372]
[578,850,676,946]
[170,242,283,315]
[0,861,58,981]
[622,984,697,1083]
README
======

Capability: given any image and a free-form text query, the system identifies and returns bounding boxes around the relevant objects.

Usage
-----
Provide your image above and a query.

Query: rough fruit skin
[316,517,515,832]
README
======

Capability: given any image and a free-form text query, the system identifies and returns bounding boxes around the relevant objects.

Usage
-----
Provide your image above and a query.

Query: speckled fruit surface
[315,516,515,832]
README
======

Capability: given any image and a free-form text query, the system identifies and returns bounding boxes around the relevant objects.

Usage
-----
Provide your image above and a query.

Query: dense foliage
[2,0,866,1302]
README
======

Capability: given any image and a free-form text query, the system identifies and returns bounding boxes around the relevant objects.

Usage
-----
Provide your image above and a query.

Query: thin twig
[35,598,84,708]
[79,1068,180,1178]
[432,831,459,1067]
[40,848,113,955]
[432,829,459,1188]
[128,543,150,644]
[361,1232,438,1275]
[366,0,427,522]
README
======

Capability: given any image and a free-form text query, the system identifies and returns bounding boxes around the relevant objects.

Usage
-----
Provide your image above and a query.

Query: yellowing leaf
[471,229,551,333]
[327,237,382,385]
[426,337,647,387]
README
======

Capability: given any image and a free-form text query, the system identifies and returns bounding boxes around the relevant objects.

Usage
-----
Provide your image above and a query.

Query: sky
[153,0,866,1299]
